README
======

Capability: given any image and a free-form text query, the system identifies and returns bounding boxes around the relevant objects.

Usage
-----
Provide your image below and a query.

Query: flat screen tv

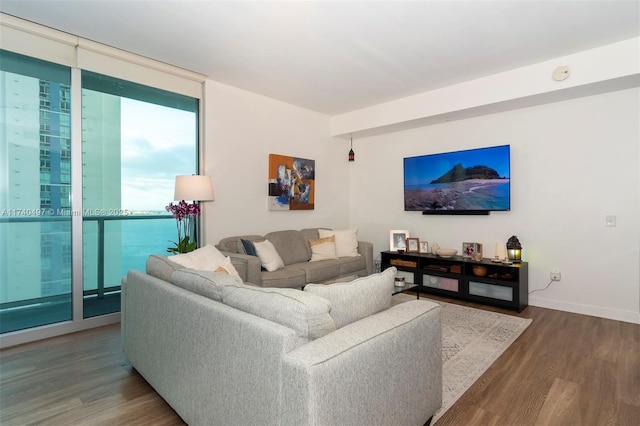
[404,145,510,215]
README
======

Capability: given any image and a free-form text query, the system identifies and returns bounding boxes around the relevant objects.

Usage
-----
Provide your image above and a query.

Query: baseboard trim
[0,313,121,348]
[529,297,640,324]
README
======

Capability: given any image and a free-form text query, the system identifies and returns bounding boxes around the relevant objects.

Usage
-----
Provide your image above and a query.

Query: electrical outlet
[550,269,561,281]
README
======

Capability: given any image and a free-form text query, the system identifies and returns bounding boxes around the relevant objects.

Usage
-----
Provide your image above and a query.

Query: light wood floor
[1,298,638,426]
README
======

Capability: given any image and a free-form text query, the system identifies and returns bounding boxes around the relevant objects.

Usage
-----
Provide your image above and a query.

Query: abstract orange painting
[268,154,315,210]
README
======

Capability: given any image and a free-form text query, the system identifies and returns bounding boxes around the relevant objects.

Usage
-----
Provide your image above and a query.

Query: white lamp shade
[174,175,214,201]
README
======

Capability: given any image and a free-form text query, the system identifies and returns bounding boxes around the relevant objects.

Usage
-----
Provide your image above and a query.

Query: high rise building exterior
[1,71,46,304]
[80,89,123,295]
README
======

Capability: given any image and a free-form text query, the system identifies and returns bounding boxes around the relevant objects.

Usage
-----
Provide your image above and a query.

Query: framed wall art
[268,154,315,211]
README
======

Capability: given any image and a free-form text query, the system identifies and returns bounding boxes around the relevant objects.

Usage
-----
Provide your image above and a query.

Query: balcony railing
[0,214,173,333]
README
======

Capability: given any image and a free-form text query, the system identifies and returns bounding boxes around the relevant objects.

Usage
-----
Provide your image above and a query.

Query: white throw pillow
[304,267,396,328]
[170,244,238,275]
[319,228,359,257]
[309,236,338,261]
[253,239,285,272]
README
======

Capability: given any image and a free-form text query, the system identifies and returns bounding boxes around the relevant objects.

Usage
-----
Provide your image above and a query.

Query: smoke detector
[552,65,570,81]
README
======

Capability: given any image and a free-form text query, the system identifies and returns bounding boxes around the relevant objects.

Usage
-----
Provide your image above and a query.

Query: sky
[404,145,510,187]
[119,98,197,212]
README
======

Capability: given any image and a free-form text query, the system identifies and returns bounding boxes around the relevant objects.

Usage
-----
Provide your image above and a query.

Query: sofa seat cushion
[260,267,307,288]
[294,259,344,283]
[304,267,396,328]
[221,286,336,340]
[264,230,311,265]
[171,269,244,302]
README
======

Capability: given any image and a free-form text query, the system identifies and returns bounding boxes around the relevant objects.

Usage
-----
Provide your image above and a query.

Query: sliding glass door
[0,51,73,332]
[0,50,199,332]
[80,71,198,318]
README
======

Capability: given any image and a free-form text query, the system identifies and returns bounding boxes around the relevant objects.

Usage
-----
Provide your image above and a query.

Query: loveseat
[122,264,442,426]
[216,228,374,288]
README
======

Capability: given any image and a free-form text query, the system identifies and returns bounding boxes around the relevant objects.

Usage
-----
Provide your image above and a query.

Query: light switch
[605,215,616,227]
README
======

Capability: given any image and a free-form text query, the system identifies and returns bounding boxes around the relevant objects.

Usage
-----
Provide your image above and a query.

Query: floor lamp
[174,175,214,247]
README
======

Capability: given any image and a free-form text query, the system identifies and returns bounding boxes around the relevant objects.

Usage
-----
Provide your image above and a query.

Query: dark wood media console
[381,251,528,312]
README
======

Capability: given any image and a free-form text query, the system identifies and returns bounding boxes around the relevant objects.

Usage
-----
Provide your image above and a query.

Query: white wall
[201,80,351,244]
[348,88,640,323]
[200,53,639,325]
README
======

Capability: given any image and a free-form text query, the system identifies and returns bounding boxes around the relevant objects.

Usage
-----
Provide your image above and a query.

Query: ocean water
[120,218,176,276]
[405,180,510,211]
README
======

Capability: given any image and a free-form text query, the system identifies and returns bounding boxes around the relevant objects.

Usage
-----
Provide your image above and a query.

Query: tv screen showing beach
[404,145,510,212]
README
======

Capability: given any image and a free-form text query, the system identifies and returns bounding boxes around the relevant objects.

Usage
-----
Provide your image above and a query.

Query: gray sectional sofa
[216,228,374,288]
[122,264,443,426]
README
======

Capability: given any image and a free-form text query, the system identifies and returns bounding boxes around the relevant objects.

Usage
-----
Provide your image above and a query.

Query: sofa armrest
[281,300,442,426]
[357,241,374,275]
[220,251,262,285]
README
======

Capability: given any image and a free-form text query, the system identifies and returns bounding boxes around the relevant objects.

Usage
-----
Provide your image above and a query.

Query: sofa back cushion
[146,254,182,282]
[300,228,321,241]
[171,269,244,302]
[304,267,396,328]
[221,286,335,340]
[264,230,311,265]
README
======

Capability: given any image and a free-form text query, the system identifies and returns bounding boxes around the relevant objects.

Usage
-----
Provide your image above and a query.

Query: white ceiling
[1,1,639,115]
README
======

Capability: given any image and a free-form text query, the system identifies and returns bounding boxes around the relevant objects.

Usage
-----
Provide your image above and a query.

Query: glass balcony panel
[0,219,72,333]
[82,216,176,319]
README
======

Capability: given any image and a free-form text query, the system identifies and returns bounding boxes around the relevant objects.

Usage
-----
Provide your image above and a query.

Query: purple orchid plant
[165,200,200,254]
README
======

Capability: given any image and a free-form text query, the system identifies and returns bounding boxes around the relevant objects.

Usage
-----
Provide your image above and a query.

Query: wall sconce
[506,235,522,263]
[348,137,355,162]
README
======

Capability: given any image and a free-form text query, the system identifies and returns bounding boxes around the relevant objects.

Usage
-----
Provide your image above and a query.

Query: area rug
[392,294,532,424]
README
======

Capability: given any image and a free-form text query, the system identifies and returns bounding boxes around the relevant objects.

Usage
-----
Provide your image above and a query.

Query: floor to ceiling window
[0,44,200,335]
[80,71,198,318]
[0,50,73,333]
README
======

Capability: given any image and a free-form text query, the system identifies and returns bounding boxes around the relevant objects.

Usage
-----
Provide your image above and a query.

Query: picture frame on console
[390,230,410,252]
[419,241,429,253]
[406,238,420,253]
[462,242,483,258]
